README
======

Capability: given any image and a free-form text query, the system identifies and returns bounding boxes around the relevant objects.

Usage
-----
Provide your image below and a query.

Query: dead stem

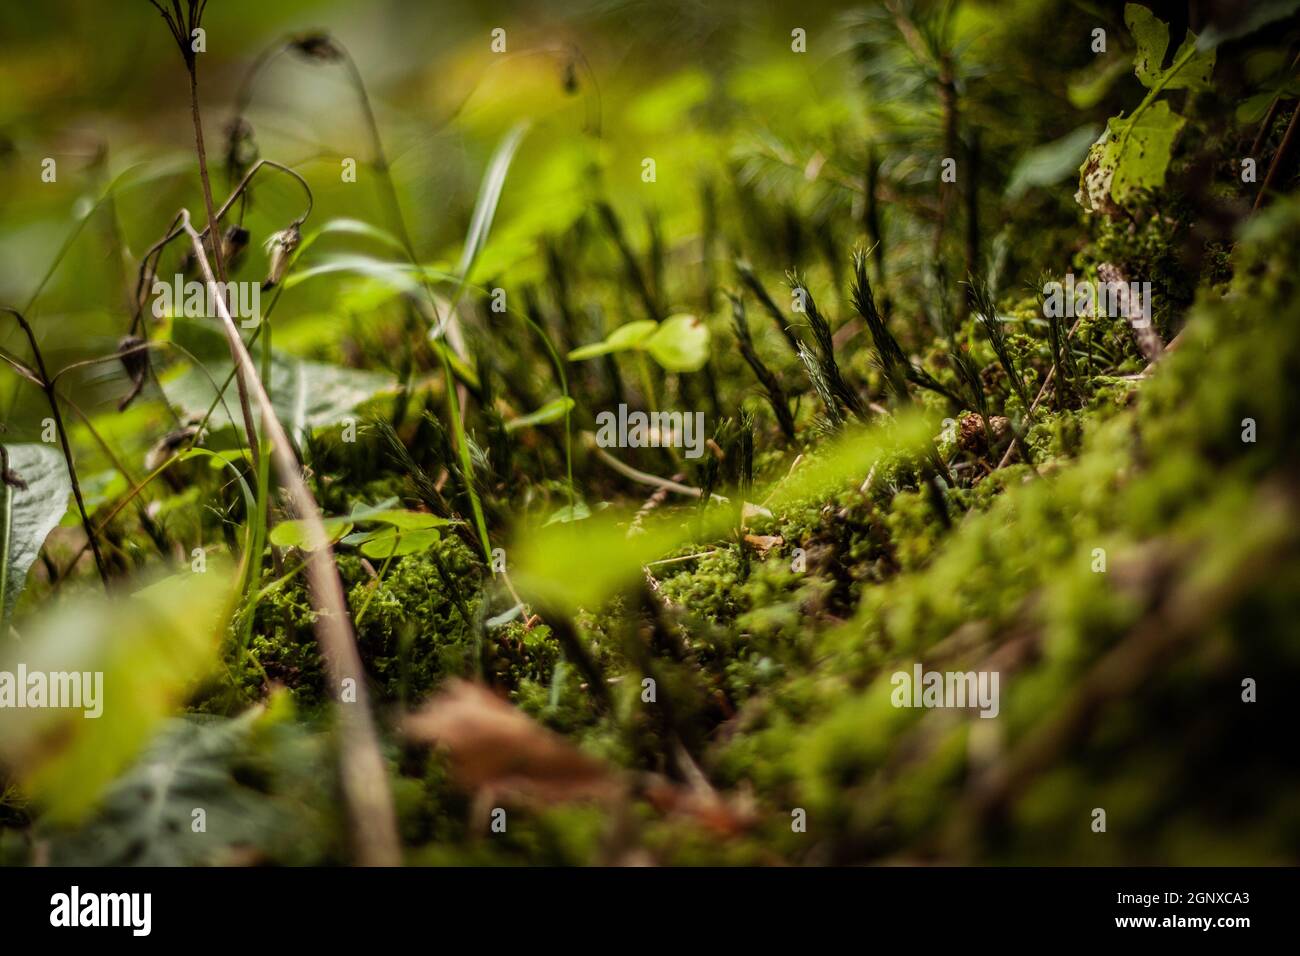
[179,212,401,867]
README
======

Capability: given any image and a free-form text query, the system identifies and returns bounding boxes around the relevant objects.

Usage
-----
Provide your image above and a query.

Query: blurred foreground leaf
[0,569,233,823]
[43,707,311,866]
[513,412,933,612]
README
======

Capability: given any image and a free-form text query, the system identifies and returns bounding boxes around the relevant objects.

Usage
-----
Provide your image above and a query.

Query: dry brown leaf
[405,680,759,834]
[743,533,784,554]
[403,679,624,803]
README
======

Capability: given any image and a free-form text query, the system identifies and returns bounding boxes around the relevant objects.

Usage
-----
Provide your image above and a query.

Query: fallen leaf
[403,680,623,803]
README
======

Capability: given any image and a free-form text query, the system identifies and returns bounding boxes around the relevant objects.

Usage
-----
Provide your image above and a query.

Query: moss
[238,537,484,710]
[699,198,1300,864]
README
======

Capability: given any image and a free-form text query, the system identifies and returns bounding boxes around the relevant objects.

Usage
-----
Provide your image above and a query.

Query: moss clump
[239,537,484,710]
[698,198,1300,864]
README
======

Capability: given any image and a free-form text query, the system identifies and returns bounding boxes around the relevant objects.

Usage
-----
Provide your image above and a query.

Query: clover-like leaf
[645,313,711,372]
[268,516,353,550]
[352,527,441,559]
[506,396,575,432]
[567,320,657,361]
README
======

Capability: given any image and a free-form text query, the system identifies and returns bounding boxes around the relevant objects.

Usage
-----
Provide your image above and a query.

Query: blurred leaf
[1006,125,1101,200]
[568,315,710,371]
[300,218,407,257]
[268,516,353,550]
[353,527,441,559]
[513,412,933,612]
[1,444,70,622]
[164,319,396,443]
[1196,0,1300,50]
[347,505,454,530]
[505,396,574,432]
[283,254,456,295]
[513,509,691,612]
[0,569,232,823]
[1067,58,1128,109]
[765,412,933,511]
[645,313,711,372]
[567,320,657,361]
[44,711,292,865]
[457,122,531,284]
[403,679,622,802]
[544,501,591,526]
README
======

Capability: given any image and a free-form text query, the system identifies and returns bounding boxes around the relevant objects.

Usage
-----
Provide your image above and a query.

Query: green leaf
[353,527,441,559]
[352,508,454,530]
[764,412,934,511]
[567,320,657,361]
[1067,58,1128,109]
[1196,0,1300,51]
[1162,33,1216,91]
[300,218,407,257]
[268,516,353,550]
[568,315,711,371]
[1,444,70,622]
[1127,4,1171,88]
[456,122,531,284]
[1006,125,1101,200]
[1126,5,1215,91]
[164,319,396,444]
[1076,101,1186,211]
[44,711,303,865]
[513,412,934,613]
[505,396,575,432]
[0,569,231,823]
[645,313,711,372]
[514,510,691,612]
[544,501,591,526]
[1109,101,1187,203]
[282,254,441,294]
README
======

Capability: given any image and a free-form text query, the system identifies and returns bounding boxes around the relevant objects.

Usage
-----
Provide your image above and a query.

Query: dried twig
[179,212,401,866]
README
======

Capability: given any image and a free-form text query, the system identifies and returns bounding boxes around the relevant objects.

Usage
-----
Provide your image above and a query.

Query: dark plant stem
[596,200,661,323]
[934,50,959,279]
[1255,104,1299,211]
[864,147,890,316]
[964,128,981,302]
[1,308,109,589]
[187,64,227,286]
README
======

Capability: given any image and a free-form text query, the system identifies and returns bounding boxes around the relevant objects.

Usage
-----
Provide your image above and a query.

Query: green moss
[237,537,484,710]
